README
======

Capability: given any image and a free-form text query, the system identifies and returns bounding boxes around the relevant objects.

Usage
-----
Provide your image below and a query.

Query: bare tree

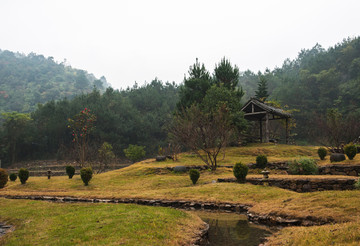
[169,104,233,171]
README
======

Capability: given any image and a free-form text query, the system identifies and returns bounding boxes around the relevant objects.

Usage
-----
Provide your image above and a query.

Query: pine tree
[255,75,269,101]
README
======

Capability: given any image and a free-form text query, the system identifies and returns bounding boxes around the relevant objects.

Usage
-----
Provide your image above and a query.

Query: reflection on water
[195,211,272,246]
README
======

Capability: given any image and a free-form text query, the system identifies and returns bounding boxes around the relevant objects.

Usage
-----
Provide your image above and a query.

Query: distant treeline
[0,80,178,165]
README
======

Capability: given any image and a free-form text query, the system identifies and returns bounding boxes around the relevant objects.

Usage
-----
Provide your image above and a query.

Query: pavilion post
[285,118,289,144]
[259,119,263,142]
[265,113,269,143]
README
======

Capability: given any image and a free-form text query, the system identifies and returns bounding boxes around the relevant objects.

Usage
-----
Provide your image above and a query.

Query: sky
[1,0,360,89]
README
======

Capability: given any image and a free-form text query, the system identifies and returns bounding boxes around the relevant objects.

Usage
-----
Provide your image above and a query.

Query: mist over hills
[0,50,109,113]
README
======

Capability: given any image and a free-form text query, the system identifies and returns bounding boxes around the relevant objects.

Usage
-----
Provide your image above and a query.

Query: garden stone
[173,166,187,173]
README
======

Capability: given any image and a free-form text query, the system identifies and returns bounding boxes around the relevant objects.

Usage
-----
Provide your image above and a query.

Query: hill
[0,50,109,113]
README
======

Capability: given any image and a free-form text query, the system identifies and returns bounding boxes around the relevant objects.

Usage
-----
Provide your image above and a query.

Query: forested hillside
[0,50,108,113]
[239,37,360,143]
[0,80,178,165]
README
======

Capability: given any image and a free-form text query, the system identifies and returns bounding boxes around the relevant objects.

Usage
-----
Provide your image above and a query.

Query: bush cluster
[288,158,318,175]
[66,165,75,179]
[0,168,8,188]
[9,173,17,181]
[124,144,146,163]
[256,155,267,168]
[233,162,248,183]
[189,169,200,185]
[80,167,93,186]
[18,168,29,184]
[344,143,357,160]
[317,147,327,160]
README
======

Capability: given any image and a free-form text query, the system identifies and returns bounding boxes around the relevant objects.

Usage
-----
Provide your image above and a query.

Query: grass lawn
[1,143,360,245]
[0,198,203,246]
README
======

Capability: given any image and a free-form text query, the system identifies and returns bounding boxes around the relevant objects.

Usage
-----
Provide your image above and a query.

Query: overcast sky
[1,0,359,89]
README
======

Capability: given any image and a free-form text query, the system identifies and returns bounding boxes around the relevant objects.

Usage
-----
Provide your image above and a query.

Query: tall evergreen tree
[213,57,240,90]
[255,75,269,101]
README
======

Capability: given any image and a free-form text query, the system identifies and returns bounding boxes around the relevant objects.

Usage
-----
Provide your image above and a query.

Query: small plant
[0,168,8,188]
[66,165,76,179]
[317,147,327,160]
[256,155,268,168]
[124,144,146,163]
[189,169,200,185]
[355,179,360,189]
[18,168,29,184]
[233,162,248,183]
[9,173,17,181]
[80,167,93,186]
[288,158,318,175]
[344,143,357,160]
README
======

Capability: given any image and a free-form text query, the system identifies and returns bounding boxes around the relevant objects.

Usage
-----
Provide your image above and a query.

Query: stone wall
[319,164,360,176]
[217,177,358,192]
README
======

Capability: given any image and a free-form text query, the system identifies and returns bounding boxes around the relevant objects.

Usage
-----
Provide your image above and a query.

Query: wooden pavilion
[241,98,291,144]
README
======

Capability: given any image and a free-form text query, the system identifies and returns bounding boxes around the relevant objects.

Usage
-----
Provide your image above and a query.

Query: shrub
[288,158,318,175]
[189,169,200,185]
[256,155,268,168]
[9,173,17,181]
[233,162,248,183]
[344,143,357,160]
[66,165,75,179]
[18,168,29,184]
[330,153,346,162]
[80,167,93,186]
[317,147,327,160]
[355,179,360,189]
[124,144,146,163]
[0,168,8,188]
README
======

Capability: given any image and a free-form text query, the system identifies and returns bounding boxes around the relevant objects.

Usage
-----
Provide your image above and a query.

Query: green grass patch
[0,198,203,246]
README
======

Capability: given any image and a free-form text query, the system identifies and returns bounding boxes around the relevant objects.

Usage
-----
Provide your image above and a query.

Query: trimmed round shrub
[256,155,268,168]
[9,173,17,182]
[317,147,327,160]
[233,162,248,183]
[330,153,346,162]
[0,168,8,188]
[66,165,75,179]
[80,167,93,186]
[18,168,29,184]
[189,169,200,185]
[288,158,318,175]
[344,143,357,160]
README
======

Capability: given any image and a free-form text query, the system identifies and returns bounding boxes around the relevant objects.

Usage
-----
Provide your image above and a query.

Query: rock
[330,153,346,162]
[173,166,187,173]
[156,156,167,162]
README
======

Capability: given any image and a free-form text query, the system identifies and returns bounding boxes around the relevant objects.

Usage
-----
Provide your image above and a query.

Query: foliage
[355,179,360,189]
[0,168,8,188]
[68,108,96,165]
[18,168,29,184]
[1,112,32,164]
[317,147,327,160]
[65,165,75,179]
[189,169,200,185]
[124,144,146,163]
[98,142,115,173]
[288,158,318,175]
[177,58,212,110]
[213,57,240,90]
[80,167,93,186]
[255,75,269,100]
[169,104,234,171]
[0,50,107,113]
[9,173,17,181]
[256,155,268,168]
[233,162,248,183]
[344,143,357,160]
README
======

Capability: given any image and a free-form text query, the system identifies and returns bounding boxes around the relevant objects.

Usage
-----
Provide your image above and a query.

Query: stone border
[319,164,360,176]
[0,223,14,239]
[1,195,332,227]
[218,177,357,192]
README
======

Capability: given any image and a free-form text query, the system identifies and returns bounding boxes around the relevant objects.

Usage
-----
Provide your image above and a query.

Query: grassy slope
[0,198,203,246]
[2,143,360,245]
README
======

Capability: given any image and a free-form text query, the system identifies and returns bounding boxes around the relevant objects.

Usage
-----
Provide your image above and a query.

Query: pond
[194,211,273,246]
